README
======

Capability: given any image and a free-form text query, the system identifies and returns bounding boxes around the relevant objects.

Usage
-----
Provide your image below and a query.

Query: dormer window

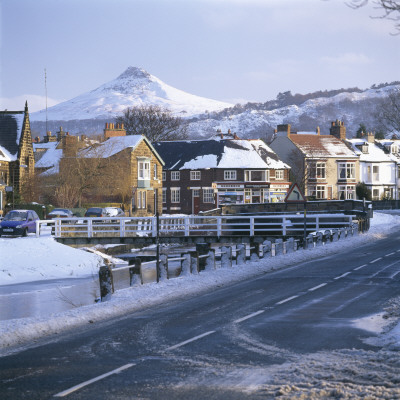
[392,145,398,154]
[361,144,369,154]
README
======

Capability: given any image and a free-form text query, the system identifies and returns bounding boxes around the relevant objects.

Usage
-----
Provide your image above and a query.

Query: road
[2,229,400,399]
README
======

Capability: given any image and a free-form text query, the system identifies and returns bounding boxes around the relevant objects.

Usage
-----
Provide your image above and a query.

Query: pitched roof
[346,138,393,163]
[0,111,25,161]
[153,139,289,170]
[33,142,63,174]
[290,134,357,158]
[80,135,164,165]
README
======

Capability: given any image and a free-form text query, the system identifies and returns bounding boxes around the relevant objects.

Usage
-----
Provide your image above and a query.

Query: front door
[192,189,200,214]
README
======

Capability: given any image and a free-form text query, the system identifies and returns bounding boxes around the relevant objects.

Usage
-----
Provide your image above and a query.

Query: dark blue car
[0,210,40,237]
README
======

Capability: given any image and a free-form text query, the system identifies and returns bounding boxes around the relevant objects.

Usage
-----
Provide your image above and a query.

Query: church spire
[24,100,28,113]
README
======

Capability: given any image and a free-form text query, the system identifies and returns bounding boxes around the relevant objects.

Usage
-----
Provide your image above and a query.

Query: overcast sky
[1,0,399,112]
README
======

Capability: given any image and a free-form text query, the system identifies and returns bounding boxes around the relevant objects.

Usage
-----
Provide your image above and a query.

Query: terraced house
[153,137,291,214]
[270,121,359,200]
[0,102,35,214]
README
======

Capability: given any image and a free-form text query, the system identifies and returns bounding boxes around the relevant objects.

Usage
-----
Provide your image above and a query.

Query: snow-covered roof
[346,138,394,163]
[290,134,357,158]
[0,111,25,161]
[154,139,290,170]
[33,142,63,173]
[0,145,12,162]
[80,135,164,165]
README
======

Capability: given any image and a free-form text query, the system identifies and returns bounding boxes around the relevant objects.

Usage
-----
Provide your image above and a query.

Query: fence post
[286,237,295,253]
[220,246,232,268]
[316,232,323,246]
[217,218,222,237]
[263,240,272,257]
[275,238,283,255]
[129,258,142,285]
[196,243,210,271]
[205,249,216,270]
[88,219,93,238]
[180,253,191,276]
[99,265,113,301]
[160,254,168,280]
[190,251,199,274]
[185,217,190,236]
[236,244,246,265]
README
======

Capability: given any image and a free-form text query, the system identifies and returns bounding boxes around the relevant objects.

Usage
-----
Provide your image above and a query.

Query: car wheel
[22,228,28,237]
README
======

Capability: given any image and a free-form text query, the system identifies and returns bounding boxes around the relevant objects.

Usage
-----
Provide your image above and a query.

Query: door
[192,189,200,214]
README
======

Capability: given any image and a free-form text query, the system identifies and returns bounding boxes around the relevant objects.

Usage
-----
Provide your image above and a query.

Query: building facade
[153,138,291,214]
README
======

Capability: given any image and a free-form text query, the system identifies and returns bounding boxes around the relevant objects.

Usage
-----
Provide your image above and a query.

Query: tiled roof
[290,134,357,158]
[0,111,24,160]
[153,139,289,170]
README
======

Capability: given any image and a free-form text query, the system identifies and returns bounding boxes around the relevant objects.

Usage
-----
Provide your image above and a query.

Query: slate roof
[0,111,25,161]
[153,139,289,170]
[290,134,357,159]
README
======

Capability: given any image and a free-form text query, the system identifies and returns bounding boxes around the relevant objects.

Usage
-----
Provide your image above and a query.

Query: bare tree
[347,0,400,33]
[375,89,400,134]
[115,105,188,141]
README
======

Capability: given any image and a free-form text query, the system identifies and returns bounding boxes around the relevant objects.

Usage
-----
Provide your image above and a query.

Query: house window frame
[137,190,147,209]
[171,187,180,203]
[338,162,356,180]
[275,170,284,180]
[203,188,214,203]
[162,188,166,204]
[338,185,355,200]
[153,164,157,180]
[138,159,150,180]
[190,170,201,180]
[171,171,180,181]
[244,170,268,182]
[224,170,237,180]
[162,171,166,181]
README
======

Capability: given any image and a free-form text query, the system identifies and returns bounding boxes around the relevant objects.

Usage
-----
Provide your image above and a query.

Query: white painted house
[347,133,397,200]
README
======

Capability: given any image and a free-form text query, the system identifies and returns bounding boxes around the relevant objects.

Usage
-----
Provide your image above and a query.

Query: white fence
[36,214,356,239]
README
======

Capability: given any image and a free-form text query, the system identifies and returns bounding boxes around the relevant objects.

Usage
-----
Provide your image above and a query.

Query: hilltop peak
[117,66,151,81]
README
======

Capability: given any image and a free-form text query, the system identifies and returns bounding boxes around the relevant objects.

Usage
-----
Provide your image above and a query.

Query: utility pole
[45,68,48,135]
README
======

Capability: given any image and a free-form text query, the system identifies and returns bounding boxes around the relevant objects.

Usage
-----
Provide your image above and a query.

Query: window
[193,189,200,197]
[224,170,237,180]
[190,171,201,180]
[137,191,147,209]
[203,188,214,203]
[171,171,180,181]
[338,162,355,180]
[372,188,380,200]
[171,188,180,203]
[153,164,157,180]
[162,188,166,203]
[309,162,326,179]
[244,170,268,182]
[275,170,284,180]
[338,185,355,200]
[367,165,371,182]
[162,171,166,181]
[138,160,150,180]
[372,165,379,181]
[316,185,326,199]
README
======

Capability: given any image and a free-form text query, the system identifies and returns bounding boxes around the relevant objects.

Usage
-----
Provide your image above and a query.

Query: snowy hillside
[30,66,232,122]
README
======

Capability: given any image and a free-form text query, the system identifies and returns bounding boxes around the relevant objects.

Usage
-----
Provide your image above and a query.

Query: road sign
[284,183,307,203]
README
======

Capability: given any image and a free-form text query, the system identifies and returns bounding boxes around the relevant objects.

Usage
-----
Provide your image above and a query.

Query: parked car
[104,207,125,218]
[0,209,40,237]
[47,208,75,219]
[84,207,106,218]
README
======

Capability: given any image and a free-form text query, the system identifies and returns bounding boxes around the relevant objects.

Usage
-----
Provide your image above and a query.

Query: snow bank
[1,212,400,354]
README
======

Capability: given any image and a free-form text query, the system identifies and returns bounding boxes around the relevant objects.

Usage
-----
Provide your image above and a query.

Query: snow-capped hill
[30,66,233,122]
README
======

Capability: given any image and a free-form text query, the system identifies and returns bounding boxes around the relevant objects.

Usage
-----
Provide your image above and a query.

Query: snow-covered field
[2,212,400,397]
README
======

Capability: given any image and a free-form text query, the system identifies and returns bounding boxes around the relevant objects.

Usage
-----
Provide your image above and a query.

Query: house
[0,102,35,213]
[269,121,359,200]
[347,133,397,200]
[153,137,291,215]
[61,127,165,216]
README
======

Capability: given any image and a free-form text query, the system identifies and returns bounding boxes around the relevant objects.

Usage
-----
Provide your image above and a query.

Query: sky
[0,0,399,112]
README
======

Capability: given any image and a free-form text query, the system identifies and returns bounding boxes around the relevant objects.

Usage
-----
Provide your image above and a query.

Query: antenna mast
[45,68,48,134]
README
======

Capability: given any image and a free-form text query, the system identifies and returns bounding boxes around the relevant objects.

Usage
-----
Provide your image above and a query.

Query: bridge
[37,213,358,246]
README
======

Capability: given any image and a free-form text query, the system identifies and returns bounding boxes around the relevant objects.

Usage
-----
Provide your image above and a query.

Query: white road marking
[53,363,135,397]
[164,331,215,352]
[370,257,383,264]
[308,283,327,292]
[234,310,264,323]
[385,252,395,257]
[354,264,367,270]
[390,271,400,279]
[276,295,299,305]
[334,272,351,280]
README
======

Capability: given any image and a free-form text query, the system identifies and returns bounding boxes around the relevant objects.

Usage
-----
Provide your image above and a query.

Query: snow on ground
[1,212,400,364]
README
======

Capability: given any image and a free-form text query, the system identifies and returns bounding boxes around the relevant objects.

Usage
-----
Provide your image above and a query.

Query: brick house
[0,102,35,213]
[269,121,359,200]
[153,138,290,215]
[71,132,165,216]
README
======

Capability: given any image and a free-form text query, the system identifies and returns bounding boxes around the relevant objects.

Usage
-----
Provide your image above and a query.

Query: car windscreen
[4,211,27,221]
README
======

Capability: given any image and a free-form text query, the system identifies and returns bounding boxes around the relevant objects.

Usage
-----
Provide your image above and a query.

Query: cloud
[0,95,64,113]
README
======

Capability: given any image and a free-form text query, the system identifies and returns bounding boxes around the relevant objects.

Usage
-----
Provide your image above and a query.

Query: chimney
[316,126,320,135]
[330,120,346,140]
[366,132,375,143]
[276,124,291,138]
[104,121,127,139]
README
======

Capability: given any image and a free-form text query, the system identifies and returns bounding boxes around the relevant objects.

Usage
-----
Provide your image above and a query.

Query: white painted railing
[37,214,356,238]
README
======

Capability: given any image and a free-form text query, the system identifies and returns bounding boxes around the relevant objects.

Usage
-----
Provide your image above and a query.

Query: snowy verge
[1,212,400,354]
